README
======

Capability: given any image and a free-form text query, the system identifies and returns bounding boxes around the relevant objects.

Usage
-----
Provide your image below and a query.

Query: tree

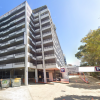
[75,28,100,66]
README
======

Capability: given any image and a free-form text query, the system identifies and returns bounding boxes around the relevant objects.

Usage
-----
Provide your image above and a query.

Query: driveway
[0,76,100,100]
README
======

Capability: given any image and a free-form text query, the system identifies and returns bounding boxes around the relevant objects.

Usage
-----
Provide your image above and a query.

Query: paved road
[0,76,100,100]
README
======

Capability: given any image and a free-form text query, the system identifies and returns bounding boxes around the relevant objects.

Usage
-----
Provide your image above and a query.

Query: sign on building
[60,68,65,73]
[95,66,100,72]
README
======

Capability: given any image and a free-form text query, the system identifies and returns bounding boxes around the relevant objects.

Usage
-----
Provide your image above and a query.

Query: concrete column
[43,69,46,83]
[39,12,47,83]
[24,1,28,86]
[35,69,38,82]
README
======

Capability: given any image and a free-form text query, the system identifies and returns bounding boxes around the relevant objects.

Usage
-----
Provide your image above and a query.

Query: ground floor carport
[0,67,62,85]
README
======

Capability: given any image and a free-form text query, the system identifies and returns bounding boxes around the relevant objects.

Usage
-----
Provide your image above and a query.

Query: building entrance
[38,70,43,82]
[28,68,35,83]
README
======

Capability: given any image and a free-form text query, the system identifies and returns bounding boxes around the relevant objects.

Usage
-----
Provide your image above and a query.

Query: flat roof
[32,5,47,13]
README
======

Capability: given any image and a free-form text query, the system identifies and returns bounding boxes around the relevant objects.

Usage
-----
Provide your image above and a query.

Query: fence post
[0,79,2,90]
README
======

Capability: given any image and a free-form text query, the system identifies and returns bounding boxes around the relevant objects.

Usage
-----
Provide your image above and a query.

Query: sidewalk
[0,76,100,100]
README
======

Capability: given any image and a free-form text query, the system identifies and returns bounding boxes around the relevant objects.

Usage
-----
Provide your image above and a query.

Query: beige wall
[49,72,53,81]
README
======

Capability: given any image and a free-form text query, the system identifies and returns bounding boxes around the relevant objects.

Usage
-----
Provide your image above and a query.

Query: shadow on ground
[54,95,100,100]
[68,76,100,90]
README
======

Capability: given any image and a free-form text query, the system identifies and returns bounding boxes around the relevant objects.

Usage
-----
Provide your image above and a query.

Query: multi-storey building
[0,1,65,85]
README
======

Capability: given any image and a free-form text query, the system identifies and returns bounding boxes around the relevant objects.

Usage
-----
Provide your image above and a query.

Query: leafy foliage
[75,28,100,66]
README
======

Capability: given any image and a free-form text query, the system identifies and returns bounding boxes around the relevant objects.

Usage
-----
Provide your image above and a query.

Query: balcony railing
[0,16,25,30]
[45,54,55,57]
[36,41,41,44]
[16,36,23,42]
[37,56,42,59]
[15,52,25,56]
[41,19,50,24]
[35,35,41,38]
[36,48,41,51]
[34,18,39,22]
[35,28,40,32]
[14,62,25,65]
[35,23,39,27]
[43,38,52,42]
[45,63,56,65]
[44,46,53,49]
[42,31,51,35]
[42,25,51,30]
[28,44,36,52]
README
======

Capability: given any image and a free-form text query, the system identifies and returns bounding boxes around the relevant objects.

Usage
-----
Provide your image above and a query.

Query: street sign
[60,68,65,73]
[95,66,100,72]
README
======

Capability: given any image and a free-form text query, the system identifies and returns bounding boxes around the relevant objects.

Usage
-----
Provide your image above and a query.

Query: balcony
[35,23,39,27]
[36,56,42,60]
[43,32,51,37]
[44,46,54,52]
[40,9,48,15]
[43,38,53,44]
[36,41,41,45]
[3,64,13,69]
[36,48,41,51]
[9,32,16,37]
[35,28,40,33]
[0,49,5,54]
[16,22,25,28]
[28,44,36,52]
[7,46,15,52]
[0,57,3,61]
[15,16,25,22]
[6,54,14,60]
[16,28,25,35]
[13,62,25,68]
[41,13,49,19]
[37,64,43,69]
[35,35,41,39]
[3,29,9,34]
[33,18,39,22]
[28,53,36,60]
[45,63,56,66]
[16,9,25,16]
[1,42,6,47]
[36,48,42,53]
[41,19,50,25]
[9,26,16,31]
[15,52,25,58]
[0,64,6,69]
[15,36,23,42]
[34,13,39,17]
[29,30,35,38]
[0,16,24,30]
[42,25,51,31]
[45,63,57,69]
[16,44,25,50]
[28,36,35,45]
[45,54,55,60]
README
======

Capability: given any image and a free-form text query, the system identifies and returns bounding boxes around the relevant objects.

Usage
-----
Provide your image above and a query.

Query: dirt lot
[0,76,100,100]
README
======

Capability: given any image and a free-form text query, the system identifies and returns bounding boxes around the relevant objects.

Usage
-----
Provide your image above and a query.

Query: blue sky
[0,0,100,66]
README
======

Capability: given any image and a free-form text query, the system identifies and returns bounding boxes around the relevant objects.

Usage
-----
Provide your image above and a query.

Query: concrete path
[0,76,100,100]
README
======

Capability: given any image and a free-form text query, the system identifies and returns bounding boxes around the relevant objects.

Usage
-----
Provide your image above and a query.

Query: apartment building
[0,1,65,85]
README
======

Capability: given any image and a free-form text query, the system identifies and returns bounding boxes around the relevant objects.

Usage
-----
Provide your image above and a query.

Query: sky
[0,0,100,66]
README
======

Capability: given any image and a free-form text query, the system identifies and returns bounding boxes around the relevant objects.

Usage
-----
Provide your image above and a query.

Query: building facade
[0,1,65,85]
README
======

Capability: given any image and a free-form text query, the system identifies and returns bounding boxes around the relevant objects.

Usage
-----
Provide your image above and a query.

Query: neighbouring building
[0,1,65,85]
[63,54,67,66]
